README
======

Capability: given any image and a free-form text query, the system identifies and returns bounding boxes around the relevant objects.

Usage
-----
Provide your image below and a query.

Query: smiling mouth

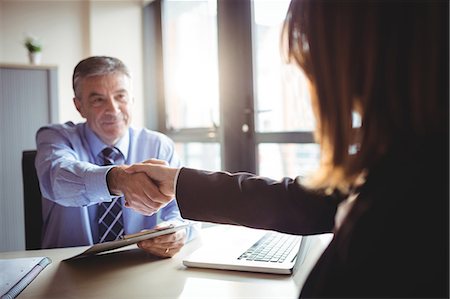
[101,116,124,125]
[103,121,120,125]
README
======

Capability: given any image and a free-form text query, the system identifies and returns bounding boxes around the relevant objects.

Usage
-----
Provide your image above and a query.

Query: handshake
[106,159,179,215]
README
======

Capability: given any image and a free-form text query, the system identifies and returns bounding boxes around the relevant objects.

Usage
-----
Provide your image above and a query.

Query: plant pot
[28,52,42,65]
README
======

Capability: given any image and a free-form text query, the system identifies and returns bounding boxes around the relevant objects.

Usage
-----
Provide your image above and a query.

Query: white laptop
[183,225,310,275]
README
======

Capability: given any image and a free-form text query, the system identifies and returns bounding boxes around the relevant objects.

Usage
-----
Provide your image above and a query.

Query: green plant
[24,36,42,53]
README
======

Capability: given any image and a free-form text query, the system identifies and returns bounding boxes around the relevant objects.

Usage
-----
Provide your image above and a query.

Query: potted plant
[24,35,42,65]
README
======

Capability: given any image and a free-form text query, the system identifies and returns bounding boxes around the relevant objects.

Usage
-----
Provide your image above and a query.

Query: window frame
[143,0,315,175]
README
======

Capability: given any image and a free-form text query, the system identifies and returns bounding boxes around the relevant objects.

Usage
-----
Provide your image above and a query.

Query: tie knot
[101,147,119,166]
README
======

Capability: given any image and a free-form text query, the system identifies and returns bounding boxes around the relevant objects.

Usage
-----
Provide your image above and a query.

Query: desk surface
[0,225,332,299]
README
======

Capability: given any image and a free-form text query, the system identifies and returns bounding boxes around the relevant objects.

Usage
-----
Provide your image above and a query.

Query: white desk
[0,225,332,299]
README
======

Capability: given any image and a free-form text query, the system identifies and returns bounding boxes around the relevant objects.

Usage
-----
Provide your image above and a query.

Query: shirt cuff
[85,165,116,203]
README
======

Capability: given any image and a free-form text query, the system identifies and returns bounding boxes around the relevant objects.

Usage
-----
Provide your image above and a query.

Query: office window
[252,0,315,132]
[145,0,318,177]
[252,0,318,176]
[175,142,221,171]
[162,0,219,130]
[154,0,220,171]
[258,143,320,179]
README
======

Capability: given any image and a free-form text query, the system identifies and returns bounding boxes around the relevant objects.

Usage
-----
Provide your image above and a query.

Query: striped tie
[97,147,124,243]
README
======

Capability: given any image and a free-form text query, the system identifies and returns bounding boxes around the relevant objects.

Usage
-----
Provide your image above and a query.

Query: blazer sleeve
[175,167,340,235]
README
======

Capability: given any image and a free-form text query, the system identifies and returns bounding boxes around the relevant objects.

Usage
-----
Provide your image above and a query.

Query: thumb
[141,158,169,166]
[123,163,149,174]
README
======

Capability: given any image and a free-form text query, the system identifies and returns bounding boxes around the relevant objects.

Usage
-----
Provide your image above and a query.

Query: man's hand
[124,161,180,213]
[106,165,172,215]
[137,222,187,258]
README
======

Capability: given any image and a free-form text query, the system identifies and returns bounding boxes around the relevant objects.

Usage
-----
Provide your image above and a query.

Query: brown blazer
[176,139,448,298]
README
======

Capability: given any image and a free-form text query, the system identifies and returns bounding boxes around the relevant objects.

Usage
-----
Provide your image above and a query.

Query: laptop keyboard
[237,232,300,263]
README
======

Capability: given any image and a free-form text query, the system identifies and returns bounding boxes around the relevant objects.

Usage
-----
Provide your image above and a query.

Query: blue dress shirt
[35,121,196,248]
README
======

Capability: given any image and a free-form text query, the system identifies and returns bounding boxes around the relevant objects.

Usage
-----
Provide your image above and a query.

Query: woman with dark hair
[124,1,448,297]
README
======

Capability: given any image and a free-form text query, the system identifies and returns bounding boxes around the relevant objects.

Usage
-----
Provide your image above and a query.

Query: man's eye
[116,94,128,102]
[90,98,104,105]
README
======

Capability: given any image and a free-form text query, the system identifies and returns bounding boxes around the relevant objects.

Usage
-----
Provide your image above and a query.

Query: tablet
[64,222,191,260]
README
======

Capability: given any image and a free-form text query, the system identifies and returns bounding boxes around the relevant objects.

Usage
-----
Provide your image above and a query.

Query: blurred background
[0,0,319,251]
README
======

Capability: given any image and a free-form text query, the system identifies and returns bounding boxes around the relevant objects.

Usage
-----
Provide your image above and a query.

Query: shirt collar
[84,123,130,161]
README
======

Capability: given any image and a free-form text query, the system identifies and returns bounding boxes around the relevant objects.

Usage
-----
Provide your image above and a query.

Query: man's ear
[73,97,85,118]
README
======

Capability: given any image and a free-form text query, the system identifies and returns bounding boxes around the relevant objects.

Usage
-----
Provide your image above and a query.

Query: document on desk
[65,222,191,261]
[0,256,51,299]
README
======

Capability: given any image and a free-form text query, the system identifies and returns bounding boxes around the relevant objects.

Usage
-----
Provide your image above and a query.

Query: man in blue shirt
[35,56,197,257]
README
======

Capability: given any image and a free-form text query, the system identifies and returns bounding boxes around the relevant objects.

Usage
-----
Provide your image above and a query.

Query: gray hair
[72,56,132,99]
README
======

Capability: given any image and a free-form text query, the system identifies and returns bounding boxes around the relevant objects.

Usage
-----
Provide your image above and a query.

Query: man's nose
[104,97,120,112]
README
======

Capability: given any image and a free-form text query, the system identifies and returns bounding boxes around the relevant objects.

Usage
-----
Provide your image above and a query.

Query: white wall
[0,0,145,126]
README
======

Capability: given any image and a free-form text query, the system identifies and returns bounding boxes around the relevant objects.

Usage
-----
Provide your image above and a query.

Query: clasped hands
[106,159,182,257]
[106,159,179,216]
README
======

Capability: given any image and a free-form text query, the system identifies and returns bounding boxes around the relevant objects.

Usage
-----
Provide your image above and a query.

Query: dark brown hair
[283,0,448,191]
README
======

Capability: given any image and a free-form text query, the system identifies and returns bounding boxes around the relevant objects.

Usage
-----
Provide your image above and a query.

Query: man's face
[74,73,133,146]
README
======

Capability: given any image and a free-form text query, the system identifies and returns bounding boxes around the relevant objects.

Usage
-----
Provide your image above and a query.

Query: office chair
[22,150,43,250]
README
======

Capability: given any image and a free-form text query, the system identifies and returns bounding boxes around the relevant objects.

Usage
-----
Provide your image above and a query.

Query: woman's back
[300,135,448,297]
